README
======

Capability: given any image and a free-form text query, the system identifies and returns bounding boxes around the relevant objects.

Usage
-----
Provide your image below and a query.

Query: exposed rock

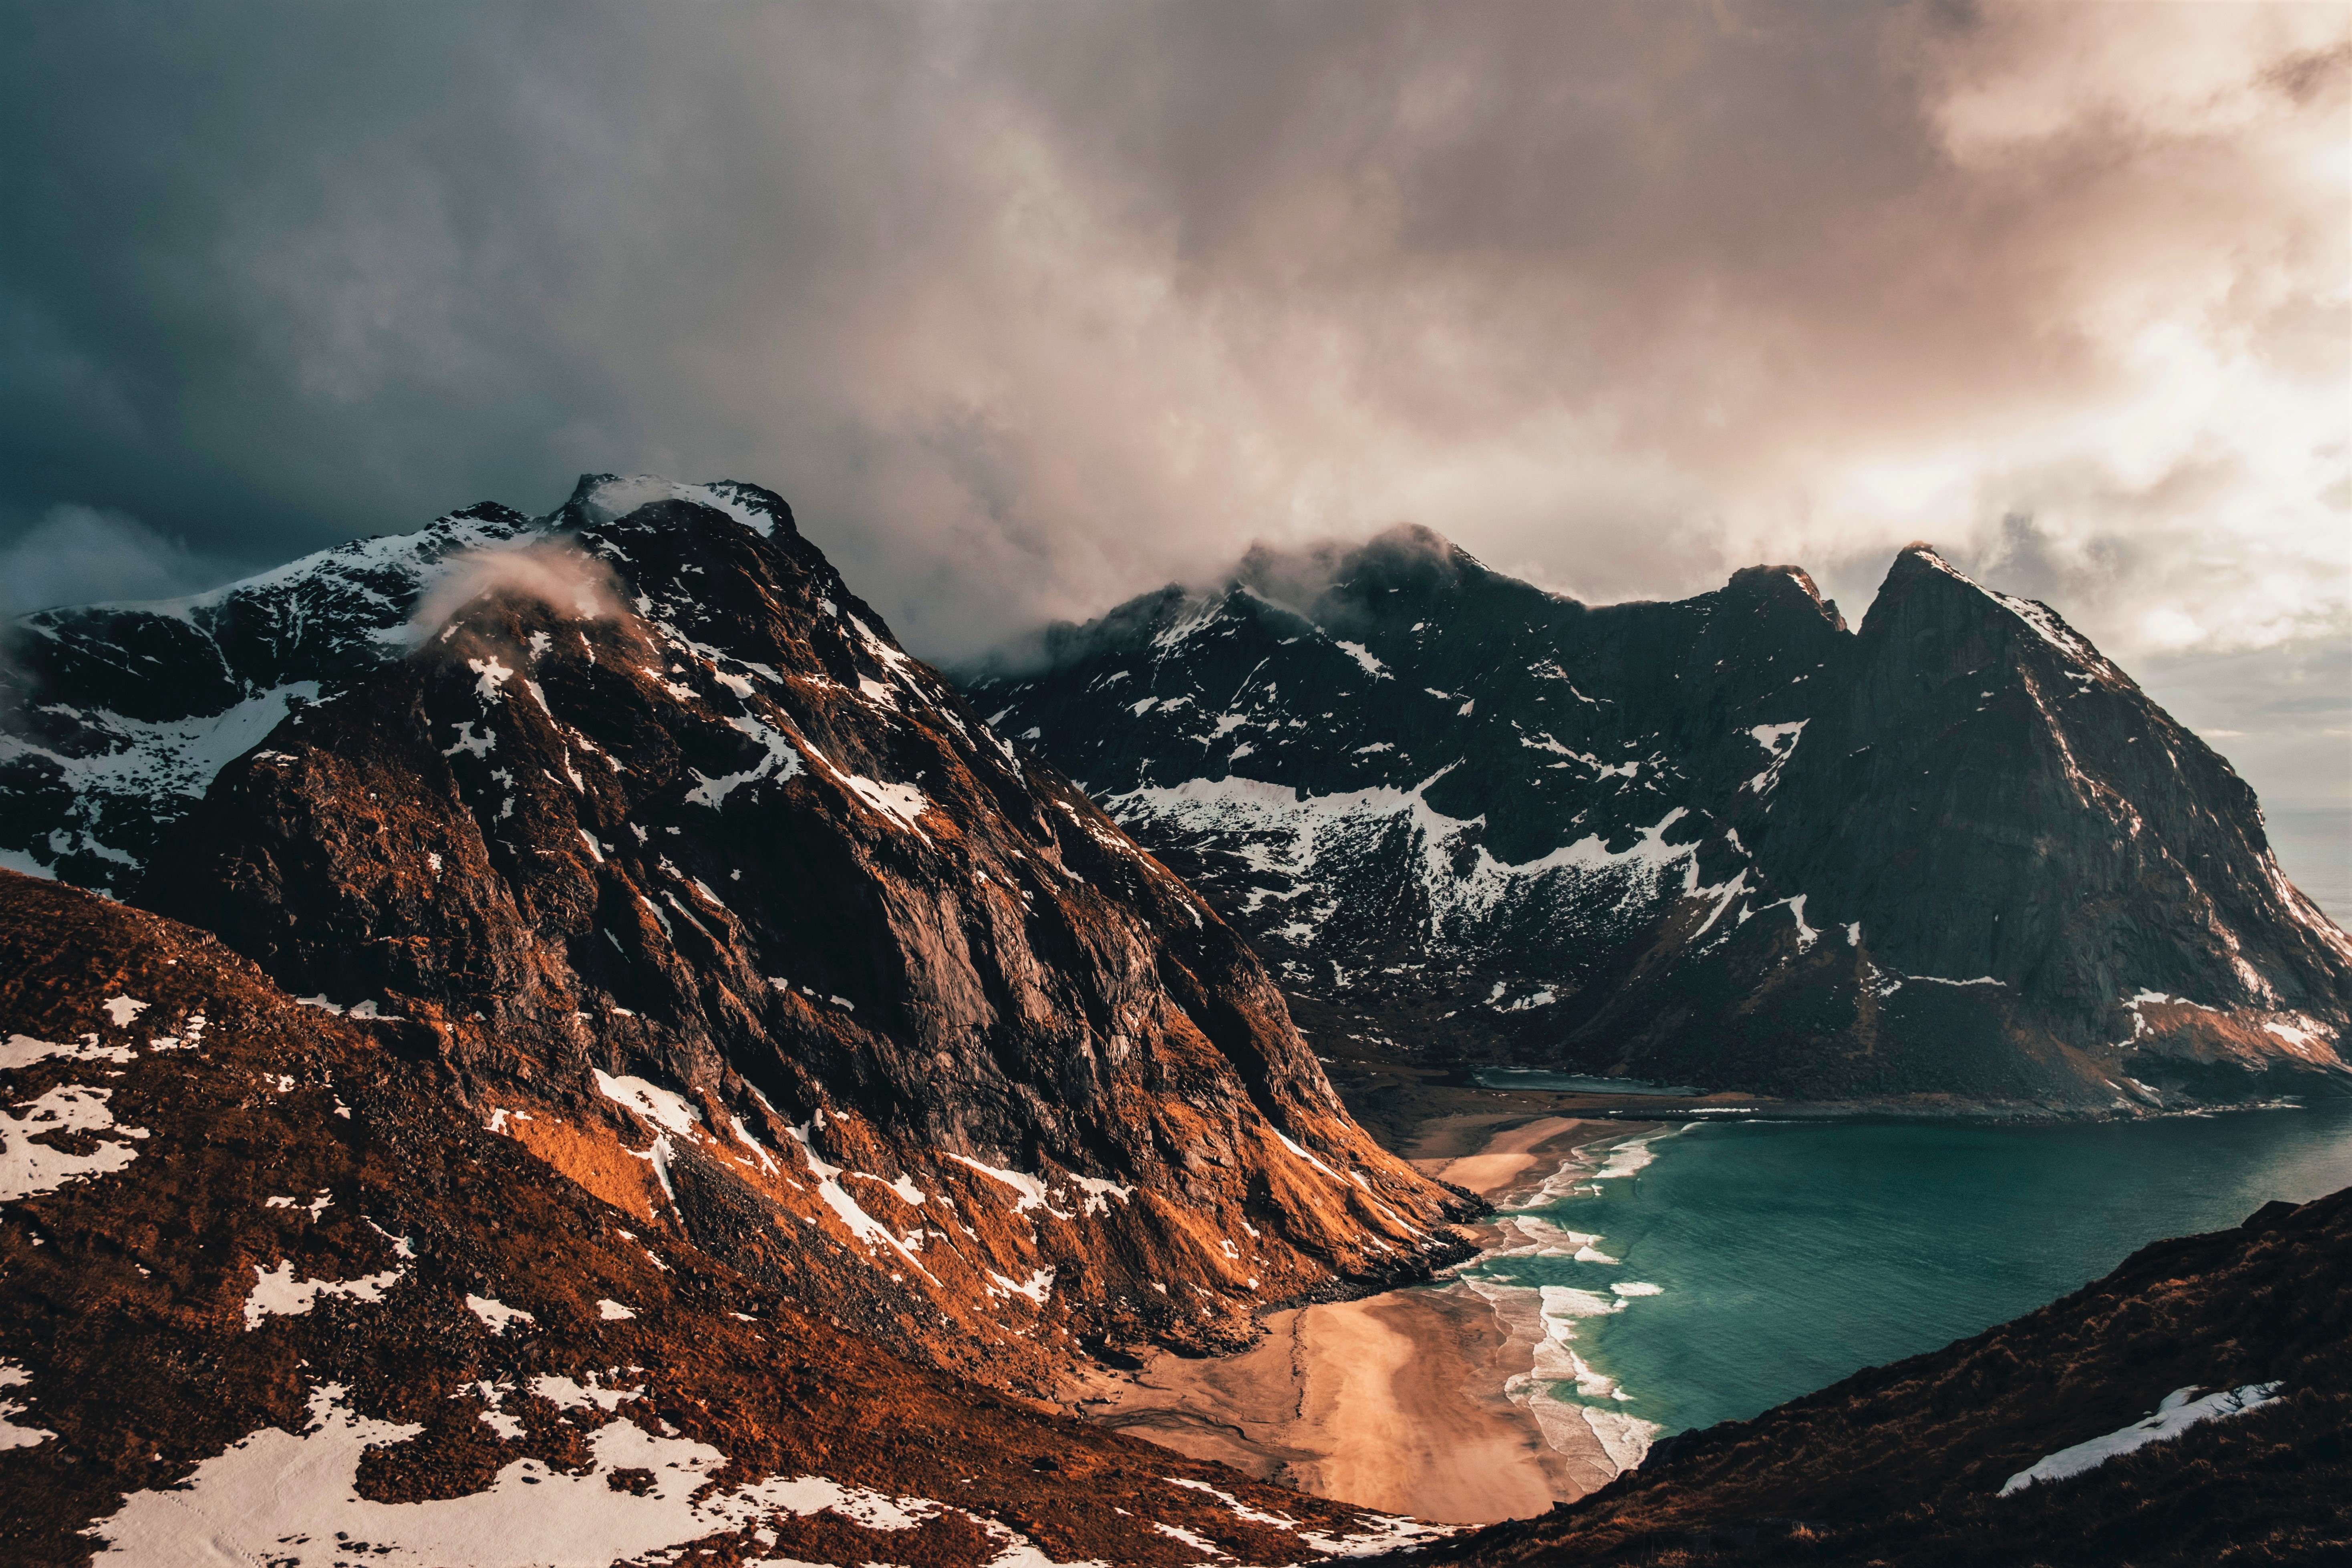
[970,529,2352,1111]
[125,477,1477,1392]
[0,868,1450,1566]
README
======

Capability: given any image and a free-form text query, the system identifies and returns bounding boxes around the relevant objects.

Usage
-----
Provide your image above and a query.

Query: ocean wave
[1593,1138,1655,1179]
[1484,1213,1611,1260]
[1610,1281,1663,1297]
[1540,1284,1627,1320]
[1580,1406,1664,1473]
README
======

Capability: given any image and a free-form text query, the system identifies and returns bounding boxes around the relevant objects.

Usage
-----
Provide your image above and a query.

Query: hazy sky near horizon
[3,1,2348,808]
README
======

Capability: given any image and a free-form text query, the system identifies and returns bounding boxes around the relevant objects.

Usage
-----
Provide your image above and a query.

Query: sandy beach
[1067,1113,1652,1524]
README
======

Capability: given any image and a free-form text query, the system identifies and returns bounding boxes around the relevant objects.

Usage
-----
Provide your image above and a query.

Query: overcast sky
[3,1,2347,822]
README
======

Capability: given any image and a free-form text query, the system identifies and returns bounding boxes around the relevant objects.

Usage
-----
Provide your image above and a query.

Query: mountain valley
[2,476,2347,1565]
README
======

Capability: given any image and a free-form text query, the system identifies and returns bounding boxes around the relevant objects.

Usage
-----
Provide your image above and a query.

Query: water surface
[1462,1101,2352,1440]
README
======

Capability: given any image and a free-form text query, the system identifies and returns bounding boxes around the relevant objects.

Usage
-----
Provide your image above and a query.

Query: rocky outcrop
[969,529,2352,1111]
[125,477,1476,1393]
[1423,1184,2352,1566]
[0,868,1448,1566]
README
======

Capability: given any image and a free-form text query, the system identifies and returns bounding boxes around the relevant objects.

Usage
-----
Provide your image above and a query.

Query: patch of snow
[596,1298,636,1321]
[592,1069,701,1137]
[244,1258,403,1329]
[1154,1522,1223,1556]
[1,1082,149,1200]
[1,1033,133,1069]
[683,715,803,809]
[1272,1129,1341,1181]
[2001,1383,2283,1496]
[87,1381,966,1567]
[1069,1175,1134,1216]
[1334,641,1390,679]
[843,774,930,837]
[987,1267,1056,1306]
[466,1296,537,1335]
[0,1361,53,1450]
[947,1154,1072,1219]
[1744,720,1808,794]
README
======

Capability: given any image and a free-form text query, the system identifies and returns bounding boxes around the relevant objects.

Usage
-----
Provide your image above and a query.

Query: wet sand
[1068,1113,1639,1524]
[1413,1113,1608,1207]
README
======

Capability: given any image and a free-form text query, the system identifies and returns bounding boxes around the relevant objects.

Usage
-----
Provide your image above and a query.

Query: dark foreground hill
[1420,1186,2352,1566]
[971,530,2352,1113]
[0,869,1448,1566]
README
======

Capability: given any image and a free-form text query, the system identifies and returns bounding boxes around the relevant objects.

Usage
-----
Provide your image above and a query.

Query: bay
[1464,1100,2352,1440]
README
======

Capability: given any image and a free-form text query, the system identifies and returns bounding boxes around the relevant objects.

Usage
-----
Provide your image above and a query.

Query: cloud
[0,505,223,617]
[0,3,2341,727]
[407,540,622,643]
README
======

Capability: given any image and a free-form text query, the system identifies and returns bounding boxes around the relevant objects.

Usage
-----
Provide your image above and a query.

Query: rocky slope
[103,477,1475,1397]
[969,529,2352,1111]
[1420,1186,2352,1566]
[0,868,1450,1566]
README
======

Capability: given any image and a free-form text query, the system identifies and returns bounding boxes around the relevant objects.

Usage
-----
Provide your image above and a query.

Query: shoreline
[1063,1113,1655,1525]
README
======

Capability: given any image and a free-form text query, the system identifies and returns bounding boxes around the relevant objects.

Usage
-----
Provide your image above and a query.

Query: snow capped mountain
[91,476,1474,1395]
[1,501,534,890]
[969,527,2352,1111]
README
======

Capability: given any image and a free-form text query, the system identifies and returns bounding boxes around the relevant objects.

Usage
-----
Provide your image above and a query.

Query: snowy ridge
[978,528,2350,1107]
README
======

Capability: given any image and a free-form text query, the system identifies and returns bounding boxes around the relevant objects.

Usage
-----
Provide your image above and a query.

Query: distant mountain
[968,528,2352,1111]
[1428,1187,2352,1566]
[5,476,1477,1403]
[0,868,1444,1566]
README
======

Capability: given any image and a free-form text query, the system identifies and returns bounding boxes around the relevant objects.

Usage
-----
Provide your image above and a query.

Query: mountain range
[3,474,2346,1564]
[969,527,2352,1113]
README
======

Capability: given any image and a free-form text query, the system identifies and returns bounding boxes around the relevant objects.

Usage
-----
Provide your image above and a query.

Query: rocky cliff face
[969,529,2352,1111]
[1427,1186,2352,1566]
[117,477,1474,1394]
[0,868,1447,1566]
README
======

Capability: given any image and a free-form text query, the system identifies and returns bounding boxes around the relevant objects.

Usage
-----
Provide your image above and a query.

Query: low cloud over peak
[1,2,2342,795]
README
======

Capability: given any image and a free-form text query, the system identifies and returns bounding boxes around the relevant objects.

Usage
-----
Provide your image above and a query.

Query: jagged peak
[1869,541,2126,685]
[1724,564,1847,630]
[560,473,795,540]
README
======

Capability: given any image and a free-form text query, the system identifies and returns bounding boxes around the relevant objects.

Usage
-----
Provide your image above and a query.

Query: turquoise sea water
[1460,1101,2352,1439]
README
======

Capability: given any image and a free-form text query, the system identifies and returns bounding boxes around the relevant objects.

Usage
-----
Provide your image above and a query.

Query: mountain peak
[1724,564,1846,630]
[561,473,796,539]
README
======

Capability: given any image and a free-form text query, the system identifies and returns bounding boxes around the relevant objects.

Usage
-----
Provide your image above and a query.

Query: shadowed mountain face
[1422,1187,2352,1567]
[0,870,1447,1567]
[5,476,1477,1397]
[969,528,2352,1111]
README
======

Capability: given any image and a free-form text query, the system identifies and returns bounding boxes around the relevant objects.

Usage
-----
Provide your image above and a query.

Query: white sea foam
[1592,1139,1655,1180]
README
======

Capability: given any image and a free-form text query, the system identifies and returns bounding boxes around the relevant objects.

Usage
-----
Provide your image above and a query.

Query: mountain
[7,475,1478,1403]
[0,866,1448,1566]
[1422,1186,2352,1566]
[967,528,2352,1112]
[0,501,534,892]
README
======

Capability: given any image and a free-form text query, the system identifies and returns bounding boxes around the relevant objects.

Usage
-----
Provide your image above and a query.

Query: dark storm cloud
[2,3,2344,811]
